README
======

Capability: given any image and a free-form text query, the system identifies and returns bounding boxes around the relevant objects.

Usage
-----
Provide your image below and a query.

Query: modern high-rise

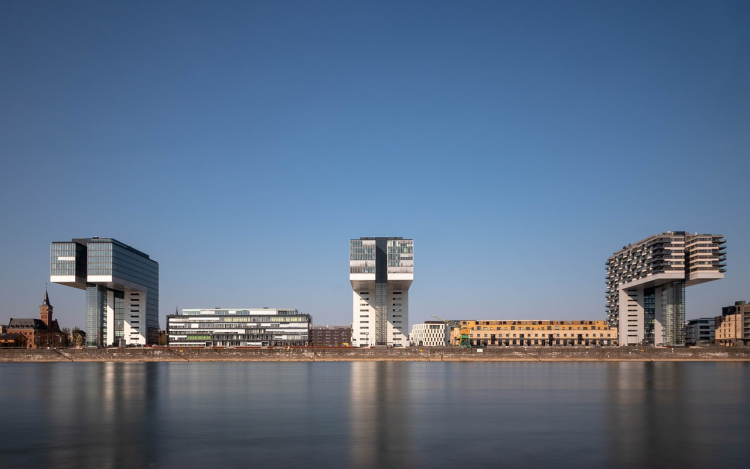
[606,231,725,346]
[350,237,413,347]
[50,237,159,347]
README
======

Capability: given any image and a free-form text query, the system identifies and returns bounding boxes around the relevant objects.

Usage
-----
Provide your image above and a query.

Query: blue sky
[1,1,748,330]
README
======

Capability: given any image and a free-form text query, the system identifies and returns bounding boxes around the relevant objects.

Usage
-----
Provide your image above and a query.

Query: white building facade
[606,231,725,346]
[409,322,449,346]
[168,308,310,347]
[350,237,413,347]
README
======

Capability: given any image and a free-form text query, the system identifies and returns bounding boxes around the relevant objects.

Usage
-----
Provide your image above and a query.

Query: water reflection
[605,362,749,468]
[349,362,413,467]
[0,362,748,469]
[0,363,160,468]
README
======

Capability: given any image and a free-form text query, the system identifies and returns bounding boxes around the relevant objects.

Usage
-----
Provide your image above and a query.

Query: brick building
[5,291,67,349]
[311,326,352,346]
[0,333,27,348]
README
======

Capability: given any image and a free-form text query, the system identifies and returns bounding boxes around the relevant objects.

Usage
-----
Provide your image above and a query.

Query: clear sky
[1,1,749,330]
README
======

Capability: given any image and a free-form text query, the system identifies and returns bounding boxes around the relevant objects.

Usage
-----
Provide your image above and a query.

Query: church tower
[40,290,53,329]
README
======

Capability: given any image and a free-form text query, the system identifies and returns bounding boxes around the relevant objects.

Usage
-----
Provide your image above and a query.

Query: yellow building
[715,301,750,346]
[454,320,617,347]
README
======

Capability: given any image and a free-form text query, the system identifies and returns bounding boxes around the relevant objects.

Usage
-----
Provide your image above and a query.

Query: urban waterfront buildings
[457,320,617,346]
[715,301,750,346]
[409,322,450,346]
[4,292,66,348]
[350,237,413,347]
[167,308,311,347]
[685,318,715,346]
[50,238,159,346]
[311,326,352,346]
[606,232,725,346]
[0,332,27,348]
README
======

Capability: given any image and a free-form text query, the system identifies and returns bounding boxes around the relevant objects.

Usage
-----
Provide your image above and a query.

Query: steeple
[40,289,53,329]
[42,289,52,307]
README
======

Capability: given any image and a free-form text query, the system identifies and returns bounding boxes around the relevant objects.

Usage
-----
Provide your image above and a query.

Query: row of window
[470,325,607,331]
[472,333,611,338]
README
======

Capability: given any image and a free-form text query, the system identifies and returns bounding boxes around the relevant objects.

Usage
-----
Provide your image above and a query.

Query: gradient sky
[1,1,749,331]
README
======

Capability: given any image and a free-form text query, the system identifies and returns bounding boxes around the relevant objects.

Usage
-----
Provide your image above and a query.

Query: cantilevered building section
[350,237,413,347]
[606,231,725,346]
[50,238,159,347]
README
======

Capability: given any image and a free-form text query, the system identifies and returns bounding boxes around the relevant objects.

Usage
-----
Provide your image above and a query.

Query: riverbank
[1,346,749,362]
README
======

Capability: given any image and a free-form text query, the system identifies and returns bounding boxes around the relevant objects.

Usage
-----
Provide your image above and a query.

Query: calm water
[1,362,749,469]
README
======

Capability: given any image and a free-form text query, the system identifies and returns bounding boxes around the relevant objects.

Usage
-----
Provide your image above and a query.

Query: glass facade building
[51,238,159,347]
[167,309,311,347]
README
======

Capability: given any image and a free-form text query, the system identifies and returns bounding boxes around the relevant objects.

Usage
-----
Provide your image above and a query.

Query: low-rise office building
[168,308,311,347]
[311,326,351,346]
[715,301,750,346]
[685,318,715,345]
[457,320,617,346]
[409,322,450,346]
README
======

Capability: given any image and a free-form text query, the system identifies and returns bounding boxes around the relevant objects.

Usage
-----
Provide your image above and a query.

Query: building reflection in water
[349,362,414,468]
[2,361,749,468]
[37,362,160,468]
[605,362,748,468]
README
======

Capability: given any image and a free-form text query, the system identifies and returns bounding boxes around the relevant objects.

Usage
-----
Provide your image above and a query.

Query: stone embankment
[1,346,749,362]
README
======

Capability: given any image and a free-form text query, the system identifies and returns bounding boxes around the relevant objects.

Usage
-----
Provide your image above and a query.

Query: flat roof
[53,237,151,259]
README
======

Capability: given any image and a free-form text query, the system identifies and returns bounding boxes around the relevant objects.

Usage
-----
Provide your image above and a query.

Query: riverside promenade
[1,346,749,362]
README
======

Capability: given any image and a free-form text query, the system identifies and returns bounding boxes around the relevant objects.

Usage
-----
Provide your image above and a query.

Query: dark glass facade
[85,285,107,347]
[52,238,159,347]
[643,287,655,345]
[50,242,87,279]
[661,281,685,346]
[87,240,159,343]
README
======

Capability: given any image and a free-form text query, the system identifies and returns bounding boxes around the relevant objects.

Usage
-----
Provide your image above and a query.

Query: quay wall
[1,346,749,362]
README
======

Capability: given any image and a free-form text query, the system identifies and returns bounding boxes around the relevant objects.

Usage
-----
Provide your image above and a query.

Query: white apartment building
[409,322,449,346]
[606,231,726,346]
[350,237,413,347]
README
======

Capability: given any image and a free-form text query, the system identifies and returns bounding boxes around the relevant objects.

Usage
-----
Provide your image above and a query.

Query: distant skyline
[1,1,749,330]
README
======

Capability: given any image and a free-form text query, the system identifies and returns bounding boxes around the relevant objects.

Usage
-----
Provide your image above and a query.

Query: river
[1,361,748,468]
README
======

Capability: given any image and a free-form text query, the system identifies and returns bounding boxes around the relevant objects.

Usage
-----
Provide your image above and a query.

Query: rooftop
[52,237,151,259]
[7,318,48,330]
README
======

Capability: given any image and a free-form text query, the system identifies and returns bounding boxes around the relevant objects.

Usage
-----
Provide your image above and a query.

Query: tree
[70,327,85,348]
